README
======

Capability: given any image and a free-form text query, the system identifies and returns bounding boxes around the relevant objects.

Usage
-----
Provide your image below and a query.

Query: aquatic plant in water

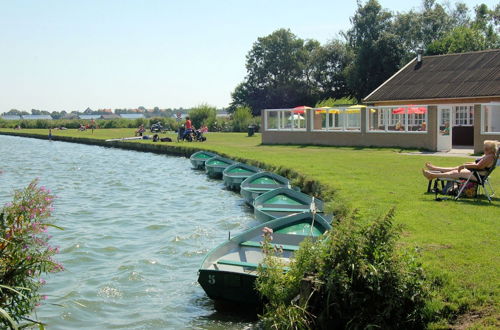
[0,179,63,329]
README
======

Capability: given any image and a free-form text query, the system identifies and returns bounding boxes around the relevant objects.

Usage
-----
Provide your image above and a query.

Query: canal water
[0,135,259,329]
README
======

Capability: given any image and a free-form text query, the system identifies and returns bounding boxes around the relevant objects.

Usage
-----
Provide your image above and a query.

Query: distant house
[21,115,53,120]
[1,115,21,120]
[101,114,120,120]
[261,49,500,153]
[120,114,145,119]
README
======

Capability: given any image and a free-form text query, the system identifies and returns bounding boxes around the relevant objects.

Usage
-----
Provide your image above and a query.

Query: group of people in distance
[422,140,498,181]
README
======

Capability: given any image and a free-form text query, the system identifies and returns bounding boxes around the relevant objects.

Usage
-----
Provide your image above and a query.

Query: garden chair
[429,148,499,202]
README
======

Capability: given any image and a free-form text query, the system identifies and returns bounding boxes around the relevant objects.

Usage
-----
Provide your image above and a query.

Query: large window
[454,105,474,126]
[368,106,428,133]
[482,104,500,134]
[264,109,306,131]
[311,107,361,132]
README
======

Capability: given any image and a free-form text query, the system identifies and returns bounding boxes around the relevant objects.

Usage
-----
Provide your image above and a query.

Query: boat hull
[189,151,217,170]
[206,166,225,179]
[205,156,235,179]
[198,269,259,305]
[241,187,263,206]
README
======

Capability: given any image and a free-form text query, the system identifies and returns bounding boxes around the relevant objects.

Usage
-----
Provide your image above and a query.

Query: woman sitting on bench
[422,140,498,180]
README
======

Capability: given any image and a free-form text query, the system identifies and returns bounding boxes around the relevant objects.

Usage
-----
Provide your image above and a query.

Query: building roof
[21,115,53,120]
[364,49,500,103]
[79,115,101,120]
[101,114,120,119]
[120,113,145,119]
[1,115,21,120]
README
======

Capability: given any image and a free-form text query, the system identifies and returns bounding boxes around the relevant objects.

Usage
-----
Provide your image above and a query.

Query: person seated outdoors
[395,121,404,131]
[422,140,498,180]
[419,121,427,131]
[135,124,145,136]
[182,116,194,140]
[199,125,208,133]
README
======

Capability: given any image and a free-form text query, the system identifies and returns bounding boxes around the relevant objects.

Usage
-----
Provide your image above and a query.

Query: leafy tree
[344,0,403,101]
[309,40,352,100]
[188,104,216,128]
[426,26,487,54]
[230,29,317,115]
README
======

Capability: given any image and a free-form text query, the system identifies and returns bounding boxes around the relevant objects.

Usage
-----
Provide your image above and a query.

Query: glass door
[437,106,452,151]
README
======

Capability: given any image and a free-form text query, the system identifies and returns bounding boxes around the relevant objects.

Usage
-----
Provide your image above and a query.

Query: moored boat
[240,172,294,206]
[205,156,235,179]
[222,163,261,191]
[198,212,331,305]
[190,151,218,169]
[253,188,325,222]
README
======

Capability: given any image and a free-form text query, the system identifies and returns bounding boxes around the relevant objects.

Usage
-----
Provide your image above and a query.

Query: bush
[231,106,253,132]
[0,180,63,329]
[257,209,432,329]
[189,104,217,129]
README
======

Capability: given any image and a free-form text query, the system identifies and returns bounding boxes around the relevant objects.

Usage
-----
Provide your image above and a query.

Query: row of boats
[191,151,332,305]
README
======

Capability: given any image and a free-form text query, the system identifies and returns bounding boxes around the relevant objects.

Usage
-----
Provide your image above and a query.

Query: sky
[0,0,497,113]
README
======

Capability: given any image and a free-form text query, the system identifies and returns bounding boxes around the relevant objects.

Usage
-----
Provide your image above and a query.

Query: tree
[309,40,352,100]
[230,29,318,115]
[426,26,487,54]
[189,104,216,128]
[344,0,403,101]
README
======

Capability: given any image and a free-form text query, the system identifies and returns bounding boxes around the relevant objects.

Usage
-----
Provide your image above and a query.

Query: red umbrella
[293,105,312,114]
[392,105,427,114]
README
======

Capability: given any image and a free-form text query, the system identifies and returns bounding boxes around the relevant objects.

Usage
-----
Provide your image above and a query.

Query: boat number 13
[208,275,216,284]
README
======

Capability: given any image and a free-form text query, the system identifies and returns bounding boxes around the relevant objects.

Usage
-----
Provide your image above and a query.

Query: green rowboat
[222,163,261,191]
[253,187,325,222]
[205,156,235,179]
[189,151,218,169]
[198,212,331,305]
[240,172,294,206]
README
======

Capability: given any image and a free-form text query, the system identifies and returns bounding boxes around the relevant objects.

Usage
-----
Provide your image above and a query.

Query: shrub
[0,180,63,329]
[189,104,217,129]
[257,209,432,329]
[231,106,253,132]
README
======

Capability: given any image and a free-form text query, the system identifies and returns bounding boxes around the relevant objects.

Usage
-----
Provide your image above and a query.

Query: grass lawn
[3,128,499,327]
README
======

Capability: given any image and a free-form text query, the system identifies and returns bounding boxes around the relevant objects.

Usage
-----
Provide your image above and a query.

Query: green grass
[2,128,499,327]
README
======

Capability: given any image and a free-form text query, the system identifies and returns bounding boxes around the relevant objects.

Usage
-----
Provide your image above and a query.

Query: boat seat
[217,259,259,268]
[261,204,310,210]
[240,240,299,251]
[217,259,290,271]
[244,184,287,189]
[227,172,253,177]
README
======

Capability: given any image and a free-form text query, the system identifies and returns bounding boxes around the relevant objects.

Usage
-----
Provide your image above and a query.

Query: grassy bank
[2,128,498,328]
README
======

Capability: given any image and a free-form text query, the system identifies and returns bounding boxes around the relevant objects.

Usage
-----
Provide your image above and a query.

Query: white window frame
[264,109,307,132]
[480,103,500,135]
[367,106,428,134]
[453,104,474,126]
[310,107,361,133]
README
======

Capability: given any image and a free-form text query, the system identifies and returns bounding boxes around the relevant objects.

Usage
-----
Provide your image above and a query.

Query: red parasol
[392,105,427,114]
[293,105,312,114]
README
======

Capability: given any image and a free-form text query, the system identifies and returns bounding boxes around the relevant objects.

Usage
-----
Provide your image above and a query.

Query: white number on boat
[208,275,215,285]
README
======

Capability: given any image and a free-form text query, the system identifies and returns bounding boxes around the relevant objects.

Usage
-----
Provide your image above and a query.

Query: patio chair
[428,148,500,202]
